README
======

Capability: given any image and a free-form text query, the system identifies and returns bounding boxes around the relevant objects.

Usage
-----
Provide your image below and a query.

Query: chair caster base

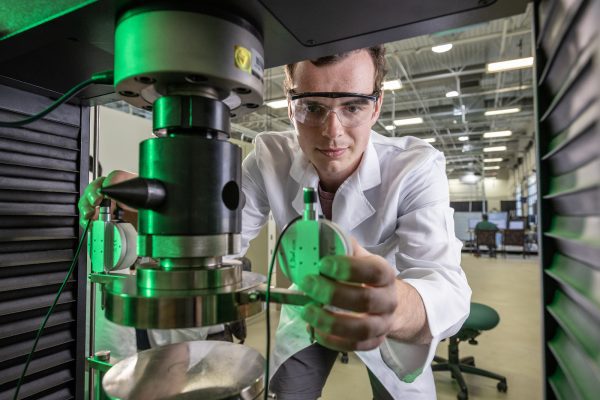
[497,380,508,392]
[340,352,349,364]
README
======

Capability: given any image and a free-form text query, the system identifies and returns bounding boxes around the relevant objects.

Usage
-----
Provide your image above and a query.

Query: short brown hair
[283,45,387,95]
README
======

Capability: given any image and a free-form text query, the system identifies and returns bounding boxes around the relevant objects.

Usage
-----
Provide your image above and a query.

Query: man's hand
[78,170,137,227]
[300,239,431,352]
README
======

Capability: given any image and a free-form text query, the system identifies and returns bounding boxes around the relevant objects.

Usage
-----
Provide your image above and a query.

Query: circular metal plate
[105,271,265,329]
[277,219,352,290]
[103,341,264,400]
[114,10,264,116]
[137,263,242,290]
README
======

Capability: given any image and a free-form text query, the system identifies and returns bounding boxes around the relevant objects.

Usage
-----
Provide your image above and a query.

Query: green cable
[13,219,92,400]
[264,216,302,400]
[0,71,113,128]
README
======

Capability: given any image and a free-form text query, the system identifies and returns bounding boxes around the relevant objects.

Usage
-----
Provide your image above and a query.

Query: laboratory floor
[245,253,543,400]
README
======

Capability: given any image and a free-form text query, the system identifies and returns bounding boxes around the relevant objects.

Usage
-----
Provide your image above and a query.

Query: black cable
[264,216,302,400]
[13,219,92,400]
[0,71,113,128]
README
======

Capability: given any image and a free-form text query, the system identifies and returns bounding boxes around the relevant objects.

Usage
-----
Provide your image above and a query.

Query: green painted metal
[0,0,96,41]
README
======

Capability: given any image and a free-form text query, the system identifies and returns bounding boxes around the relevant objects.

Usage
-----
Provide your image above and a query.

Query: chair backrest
[475,229,496,246]
[503,229,525,246]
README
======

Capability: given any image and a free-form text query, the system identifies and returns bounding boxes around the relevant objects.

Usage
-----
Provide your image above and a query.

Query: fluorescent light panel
[446,90,459,98]
[384,125,395,131]
[382,79,402,91]
[460,173,482,184]
[484,166,501,170]
[484,107,521,116]
[432,43,453,53]
[458,136,469,141]
[483,130,512,138]
[483,146,507,152]
[393,117,423,126]
[487,57,534,73]
[484,158,503,163]
[265,99,288,109]
[424,138,436,143]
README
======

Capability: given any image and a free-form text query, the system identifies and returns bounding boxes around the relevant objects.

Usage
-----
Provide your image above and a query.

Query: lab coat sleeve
[380,150,471,381]
[239,146,271,255]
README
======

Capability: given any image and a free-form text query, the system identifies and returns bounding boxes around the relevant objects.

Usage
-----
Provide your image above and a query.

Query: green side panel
[547,329,600,400]
[548,367,578,400]
[545,253,600,309]
[546,290,600,362]
[546,216,600,247]
[0,0,96,41]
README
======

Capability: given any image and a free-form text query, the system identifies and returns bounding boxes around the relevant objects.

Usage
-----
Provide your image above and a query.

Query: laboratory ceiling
[232,5,535,179]
[107,5,535,180]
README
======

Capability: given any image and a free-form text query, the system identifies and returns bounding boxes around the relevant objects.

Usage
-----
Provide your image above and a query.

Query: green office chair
[432,303,508,400]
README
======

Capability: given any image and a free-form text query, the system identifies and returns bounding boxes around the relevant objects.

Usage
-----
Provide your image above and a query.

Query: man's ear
[372,90,384,123]
[287,98,293,122]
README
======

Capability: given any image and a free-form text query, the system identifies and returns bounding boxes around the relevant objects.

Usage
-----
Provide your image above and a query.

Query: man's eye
[345,105,363,113]
[306,104,323,113]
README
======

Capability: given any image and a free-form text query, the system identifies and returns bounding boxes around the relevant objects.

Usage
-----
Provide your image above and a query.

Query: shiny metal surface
[138,234,241,258]
[104,271,265,328]
[114,10,264,116]
[136,262,242,290]
[103,341,264,400]
[245,284,312,307]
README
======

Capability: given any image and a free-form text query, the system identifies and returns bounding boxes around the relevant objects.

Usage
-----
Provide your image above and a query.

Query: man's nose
[321,110,344,138]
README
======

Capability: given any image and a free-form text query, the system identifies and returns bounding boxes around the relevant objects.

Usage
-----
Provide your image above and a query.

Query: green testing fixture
[278,187,353,292]
[95,3,272,398]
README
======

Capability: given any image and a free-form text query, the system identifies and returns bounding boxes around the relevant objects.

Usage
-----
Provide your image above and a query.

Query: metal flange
[104,271,265,329]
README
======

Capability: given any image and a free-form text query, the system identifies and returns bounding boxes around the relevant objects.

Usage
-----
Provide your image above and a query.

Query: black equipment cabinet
[0,84,89,399]
[534,0,600,398]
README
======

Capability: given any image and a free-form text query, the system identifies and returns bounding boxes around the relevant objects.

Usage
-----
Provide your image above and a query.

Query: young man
[79,46,470,399]
[240,46,470,399]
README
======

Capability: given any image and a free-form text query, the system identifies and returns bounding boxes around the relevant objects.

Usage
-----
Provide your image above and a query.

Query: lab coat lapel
[333,135,381,232]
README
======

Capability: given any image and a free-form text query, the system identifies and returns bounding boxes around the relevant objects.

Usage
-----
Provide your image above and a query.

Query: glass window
[515,185,522,217]
[527,174,537,217]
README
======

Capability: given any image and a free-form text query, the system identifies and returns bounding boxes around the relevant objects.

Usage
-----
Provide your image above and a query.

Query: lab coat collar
[290,132,381,232]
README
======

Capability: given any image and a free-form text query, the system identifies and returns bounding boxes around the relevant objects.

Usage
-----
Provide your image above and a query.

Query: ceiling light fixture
[483,146,507,152]
[458,136,469,141]
[385,125,395,131]
[432,43,453,53]
[484,158,503,163]
[382,79,402,91]
[424,137,436,143]
[446,90,459,98]
[483,130,512,138]
[484,166,501,170]
[484,107,521,116]
[393,117,424,126]
[265,99,288,109]
[460,172,482,184]
[486,57,534,73]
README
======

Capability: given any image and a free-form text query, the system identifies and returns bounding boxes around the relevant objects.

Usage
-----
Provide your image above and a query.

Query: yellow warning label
[234,45,252,74]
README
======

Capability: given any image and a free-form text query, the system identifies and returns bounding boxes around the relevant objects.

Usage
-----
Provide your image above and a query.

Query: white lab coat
[241,131,471,399]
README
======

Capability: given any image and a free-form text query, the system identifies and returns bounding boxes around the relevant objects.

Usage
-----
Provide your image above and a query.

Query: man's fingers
[78,176,105,227]
[302,303,391,341]
[303,275,397,314]
[102,170,138,211]
[318,255,396,286]
[77,170,138,228]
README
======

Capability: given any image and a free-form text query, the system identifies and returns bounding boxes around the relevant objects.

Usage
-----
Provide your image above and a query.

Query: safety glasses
[289,91,379,128]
